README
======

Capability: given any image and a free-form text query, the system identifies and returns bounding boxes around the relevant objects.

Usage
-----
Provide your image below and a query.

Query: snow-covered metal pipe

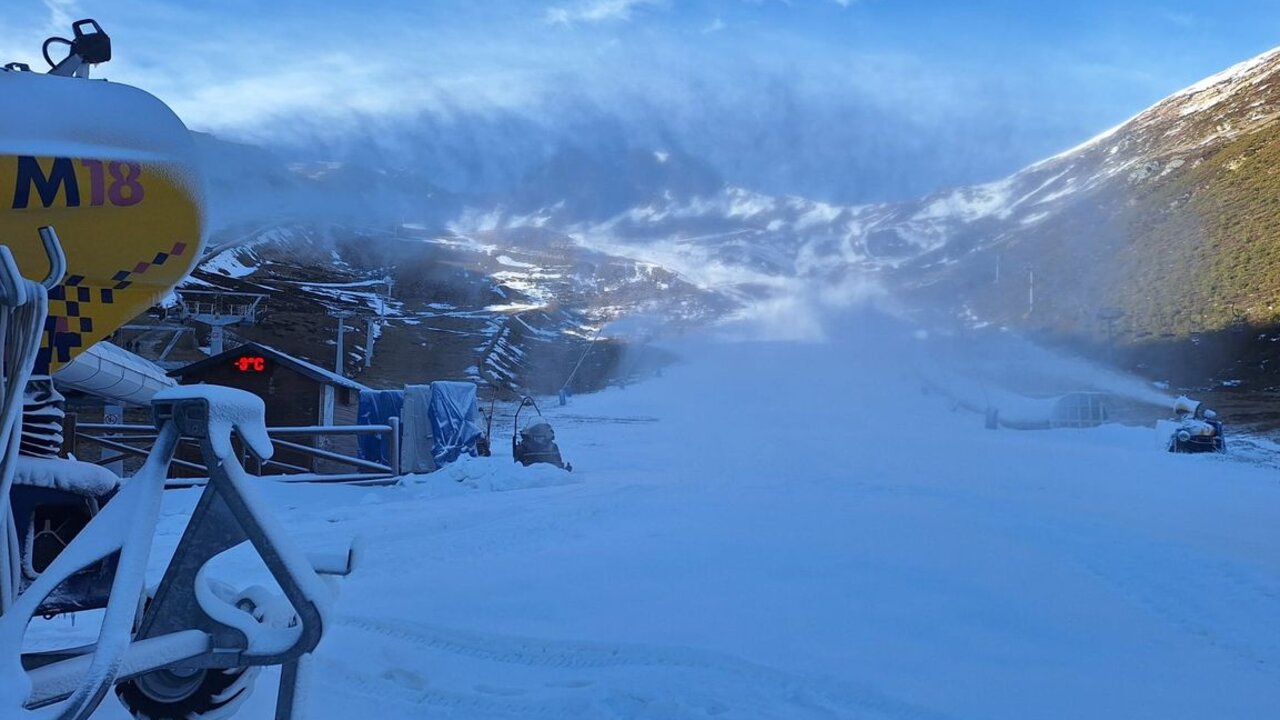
[52,341,175,407]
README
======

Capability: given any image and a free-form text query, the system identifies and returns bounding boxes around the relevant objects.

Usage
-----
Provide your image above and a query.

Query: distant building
[168,342,369,471]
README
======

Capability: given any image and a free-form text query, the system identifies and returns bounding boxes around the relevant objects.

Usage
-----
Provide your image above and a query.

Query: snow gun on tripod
[512,396,572,471]
[1,20,353,719]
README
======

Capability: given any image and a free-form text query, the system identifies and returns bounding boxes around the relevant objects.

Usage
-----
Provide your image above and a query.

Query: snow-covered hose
[0,263,48,613]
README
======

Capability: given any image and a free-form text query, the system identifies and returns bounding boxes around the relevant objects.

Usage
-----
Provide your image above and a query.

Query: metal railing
[174,290,269,324]
[73,418,401,487]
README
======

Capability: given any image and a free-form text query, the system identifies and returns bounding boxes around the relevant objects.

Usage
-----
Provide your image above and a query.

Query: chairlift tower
[363,276,394,369]
[330,309,356,376]
[176,289,269,355]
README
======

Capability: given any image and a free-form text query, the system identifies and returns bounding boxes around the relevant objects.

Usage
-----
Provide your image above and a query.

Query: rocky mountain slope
[484,45,1280,383]
[901,47,1280,338]
[121,222,721,395]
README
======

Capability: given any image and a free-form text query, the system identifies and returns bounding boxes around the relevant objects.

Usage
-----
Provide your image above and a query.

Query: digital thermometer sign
[233,355,266,373]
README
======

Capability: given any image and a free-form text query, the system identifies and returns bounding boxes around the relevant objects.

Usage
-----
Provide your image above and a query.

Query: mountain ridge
[165,43,1280,390]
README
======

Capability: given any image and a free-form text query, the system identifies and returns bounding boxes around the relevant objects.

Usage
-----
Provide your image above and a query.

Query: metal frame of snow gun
[1,227,65,613]
[2,20,340,717]
[512,396,571,471]
[511,396,543,460]
[2,384,341,719]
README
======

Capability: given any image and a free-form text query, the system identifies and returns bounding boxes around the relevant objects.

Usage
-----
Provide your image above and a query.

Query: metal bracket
[6,388,332,719]
[137,395,328,717]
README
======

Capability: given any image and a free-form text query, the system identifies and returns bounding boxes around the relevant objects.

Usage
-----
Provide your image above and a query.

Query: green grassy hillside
[915,121,1280,351]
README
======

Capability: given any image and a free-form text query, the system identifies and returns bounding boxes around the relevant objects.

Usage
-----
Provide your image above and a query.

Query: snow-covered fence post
[388,415,401,477]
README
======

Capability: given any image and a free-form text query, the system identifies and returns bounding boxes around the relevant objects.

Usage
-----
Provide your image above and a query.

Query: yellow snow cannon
[1,23,342,720]
[0,21,204,375]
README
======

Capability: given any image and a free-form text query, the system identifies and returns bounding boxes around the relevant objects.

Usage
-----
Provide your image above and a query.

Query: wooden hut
[168,342,368,471]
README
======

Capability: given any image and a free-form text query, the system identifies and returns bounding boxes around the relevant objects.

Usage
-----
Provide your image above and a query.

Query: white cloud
[0,2,81,70]
[545,0,662,26]
[1161,10,1196,28]
[137,54,549,136]
[2,0,1151,206]
[41,0,79,31]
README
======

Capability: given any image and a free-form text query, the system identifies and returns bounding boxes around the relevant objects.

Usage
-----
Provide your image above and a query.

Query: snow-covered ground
[47,327,1280,719]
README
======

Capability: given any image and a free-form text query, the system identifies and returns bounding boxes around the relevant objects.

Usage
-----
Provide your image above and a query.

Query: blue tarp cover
[428,381,484,466]
[357,389,403,463]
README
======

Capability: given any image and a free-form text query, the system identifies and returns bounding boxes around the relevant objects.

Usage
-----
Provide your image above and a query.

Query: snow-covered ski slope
[73,328,1279,719]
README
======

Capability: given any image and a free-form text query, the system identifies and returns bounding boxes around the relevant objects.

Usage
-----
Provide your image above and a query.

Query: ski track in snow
[961,490,1280,667]
[322,614,955,720]
[1044,523,1280,665]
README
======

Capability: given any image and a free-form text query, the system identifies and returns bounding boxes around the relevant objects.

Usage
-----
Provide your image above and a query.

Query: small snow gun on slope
[1162,395,1226,454]
[513,396,571,471]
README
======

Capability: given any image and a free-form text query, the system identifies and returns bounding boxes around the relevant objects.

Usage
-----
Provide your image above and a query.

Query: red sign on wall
[233,356,267,373]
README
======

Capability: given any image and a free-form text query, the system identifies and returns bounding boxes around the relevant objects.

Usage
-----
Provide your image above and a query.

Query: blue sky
[5,0,1280,202]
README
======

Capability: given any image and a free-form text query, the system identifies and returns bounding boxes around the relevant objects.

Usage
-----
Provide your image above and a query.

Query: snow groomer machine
[1,21,351,719]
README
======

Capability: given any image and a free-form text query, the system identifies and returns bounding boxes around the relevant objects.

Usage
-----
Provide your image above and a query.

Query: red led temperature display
[234,356,267,373]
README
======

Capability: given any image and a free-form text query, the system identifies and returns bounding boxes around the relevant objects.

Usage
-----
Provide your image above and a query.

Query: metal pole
[331,310,354,376]
[388,416,401,477]
[560,323,607,398]
[336,320,345,375]
[103,404,124,475]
